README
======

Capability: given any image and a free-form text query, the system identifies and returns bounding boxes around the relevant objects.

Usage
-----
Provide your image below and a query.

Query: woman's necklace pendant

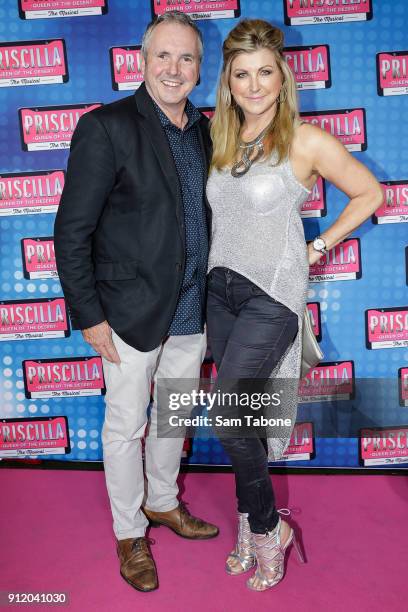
[231,140,265,178]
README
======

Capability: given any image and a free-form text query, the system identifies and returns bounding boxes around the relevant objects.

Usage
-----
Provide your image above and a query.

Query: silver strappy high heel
[225,512,256,575]
[247,509,305,591]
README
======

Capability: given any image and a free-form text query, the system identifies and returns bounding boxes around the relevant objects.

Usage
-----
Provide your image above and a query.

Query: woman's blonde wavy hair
[210,19,299,171]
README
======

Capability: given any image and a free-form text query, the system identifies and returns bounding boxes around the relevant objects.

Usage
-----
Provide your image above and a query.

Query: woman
[206,19,383,592]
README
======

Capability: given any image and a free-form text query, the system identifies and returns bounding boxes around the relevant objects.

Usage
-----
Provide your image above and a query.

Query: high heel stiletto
[247,509,305,592]
[225,512,256,575]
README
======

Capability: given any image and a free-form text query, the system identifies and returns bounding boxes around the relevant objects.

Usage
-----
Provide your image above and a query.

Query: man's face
[142,22,200,114]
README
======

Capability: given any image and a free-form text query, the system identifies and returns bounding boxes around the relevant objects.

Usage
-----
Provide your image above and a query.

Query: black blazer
[54,83,212,351]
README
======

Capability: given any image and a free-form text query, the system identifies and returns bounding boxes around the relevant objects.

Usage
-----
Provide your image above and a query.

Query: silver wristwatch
[312,236,327,254]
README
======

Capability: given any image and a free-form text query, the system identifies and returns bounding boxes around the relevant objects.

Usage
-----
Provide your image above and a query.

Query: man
[54,12,218,593]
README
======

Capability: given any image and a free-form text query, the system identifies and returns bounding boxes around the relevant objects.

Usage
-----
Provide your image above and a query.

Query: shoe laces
[179,501,205,528]
[255,509,293,565]
[131,536,155,553]
[254,519,284,575]
[237,513,254,555]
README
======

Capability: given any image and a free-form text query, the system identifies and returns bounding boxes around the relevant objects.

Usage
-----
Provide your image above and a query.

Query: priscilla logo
[0,416,70,457]
[365,307,408,350]
[23,356,106,399]
[0,170,64,216]
[0,39,68,87]
[21,237,57,280]
[298,361,355,403]
[281,422,315,461]
[284,0,373,26]
[360,426,408,466]
[110,45,143,91]
[151,0,241,20]
[18,0,108,19]
[300,109,367,151]
[284,45,331,90]
[0,297,70,341]
[19,103,102,151]
[301,176,326,218]
[309,238,362,282]
[377,51,408,97]
[373,181,408,224]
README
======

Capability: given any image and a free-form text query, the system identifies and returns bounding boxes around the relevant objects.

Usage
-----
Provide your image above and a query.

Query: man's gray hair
[141,11,204,63]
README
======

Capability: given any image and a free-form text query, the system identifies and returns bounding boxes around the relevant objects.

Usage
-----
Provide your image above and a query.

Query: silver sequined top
[206,154,312,461]
[207,153,311,317]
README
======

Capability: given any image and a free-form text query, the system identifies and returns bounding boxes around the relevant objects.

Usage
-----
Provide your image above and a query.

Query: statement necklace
[231,123,272,178]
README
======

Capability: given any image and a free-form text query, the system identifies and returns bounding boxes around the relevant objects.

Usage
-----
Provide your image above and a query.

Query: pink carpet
[1,469,406,611]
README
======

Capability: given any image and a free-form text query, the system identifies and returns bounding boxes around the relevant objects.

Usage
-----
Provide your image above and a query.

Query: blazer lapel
[197,117,211,174]
[134,84,185,247]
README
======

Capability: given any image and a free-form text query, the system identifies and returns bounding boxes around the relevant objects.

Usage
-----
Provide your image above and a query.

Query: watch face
[313,238,326,251]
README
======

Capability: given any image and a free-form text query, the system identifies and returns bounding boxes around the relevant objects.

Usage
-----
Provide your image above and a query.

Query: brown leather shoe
[143,502,219,540]
[117,537,158,592]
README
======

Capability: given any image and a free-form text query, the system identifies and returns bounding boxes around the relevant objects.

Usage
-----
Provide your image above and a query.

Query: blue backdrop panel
[0,0,407,468]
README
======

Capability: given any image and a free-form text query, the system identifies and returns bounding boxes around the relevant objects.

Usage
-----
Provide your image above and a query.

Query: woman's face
[229,48,283,122]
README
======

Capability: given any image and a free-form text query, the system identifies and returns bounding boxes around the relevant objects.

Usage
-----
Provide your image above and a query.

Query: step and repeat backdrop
[0,0,407,469]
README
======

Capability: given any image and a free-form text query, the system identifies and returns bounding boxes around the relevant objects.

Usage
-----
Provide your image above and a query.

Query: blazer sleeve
[54,111,116,330]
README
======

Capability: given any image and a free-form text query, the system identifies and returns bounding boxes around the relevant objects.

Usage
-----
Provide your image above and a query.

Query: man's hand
[82,321,121,364]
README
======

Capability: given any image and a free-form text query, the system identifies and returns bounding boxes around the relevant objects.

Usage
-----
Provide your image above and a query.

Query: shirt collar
[152,98,201,131]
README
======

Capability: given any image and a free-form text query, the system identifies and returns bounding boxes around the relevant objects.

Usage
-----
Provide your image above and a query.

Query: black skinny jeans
[206,267,298,534]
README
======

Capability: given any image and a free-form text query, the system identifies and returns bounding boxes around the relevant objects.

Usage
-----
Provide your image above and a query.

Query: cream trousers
[102,330,207,540]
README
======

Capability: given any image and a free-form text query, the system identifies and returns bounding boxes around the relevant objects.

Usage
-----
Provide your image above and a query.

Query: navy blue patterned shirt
[153,99,208,336]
